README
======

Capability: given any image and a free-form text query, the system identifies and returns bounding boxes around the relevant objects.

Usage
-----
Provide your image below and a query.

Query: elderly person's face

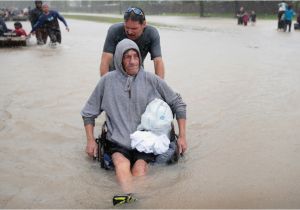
[42,4,49,13]
[122,49,140,76]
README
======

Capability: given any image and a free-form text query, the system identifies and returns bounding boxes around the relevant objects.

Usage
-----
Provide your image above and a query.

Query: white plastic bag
[130,131,170,155]
[137,98,173,135]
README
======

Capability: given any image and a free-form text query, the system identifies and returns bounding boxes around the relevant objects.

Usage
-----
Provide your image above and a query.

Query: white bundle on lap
[130,131,170,155]
[137,98,173,135]
[131,98,173,154]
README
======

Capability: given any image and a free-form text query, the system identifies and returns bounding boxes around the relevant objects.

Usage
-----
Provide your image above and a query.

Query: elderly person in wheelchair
[81,39,187,200]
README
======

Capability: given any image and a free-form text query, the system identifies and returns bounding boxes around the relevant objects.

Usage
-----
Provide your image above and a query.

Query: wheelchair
[94,122,180,170]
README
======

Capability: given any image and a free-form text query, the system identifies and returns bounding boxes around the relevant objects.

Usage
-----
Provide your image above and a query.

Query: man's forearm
[153,57,165,79]
[177,118,187,154]
[100,59,109,76]
[177,118,186,138]
[100,52,113,76]
[84,124,95,142]
[84,123,98,157]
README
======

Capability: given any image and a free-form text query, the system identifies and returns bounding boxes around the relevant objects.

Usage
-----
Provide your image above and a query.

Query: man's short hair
[124,7,145,24]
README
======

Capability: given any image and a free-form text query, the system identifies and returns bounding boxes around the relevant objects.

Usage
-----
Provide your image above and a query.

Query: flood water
[1,16,300,208]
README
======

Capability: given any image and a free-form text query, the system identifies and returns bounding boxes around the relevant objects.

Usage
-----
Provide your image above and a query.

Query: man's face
[122,49,140,76]
[36,2,42,9]
[124,19,145,40]
[42,5,49,13]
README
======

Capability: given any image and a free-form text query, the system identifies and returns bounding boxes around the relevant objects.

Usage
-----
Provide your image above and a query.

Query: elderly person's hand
[86,138,98,158]
[177,136,187,155]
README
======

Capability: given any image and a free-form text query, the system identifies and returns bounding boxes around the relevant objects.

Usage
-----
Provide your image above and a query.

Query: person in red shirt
[243,12,249,26]
[13,22,27,36]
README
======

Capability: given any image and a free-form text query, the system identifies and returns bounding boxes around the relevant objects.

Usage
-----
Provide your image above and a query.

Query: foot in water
[49,42,57,48]
[112,193,137,206]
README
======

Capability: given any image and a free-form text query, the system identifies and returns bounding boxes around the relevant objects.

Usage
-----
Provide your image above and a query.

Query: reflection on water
[1,17,300,208]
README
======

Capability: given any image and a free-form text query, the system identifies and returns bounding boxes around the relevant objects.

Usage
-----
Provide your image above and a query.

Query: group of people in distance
[236,6,256,26]
[236,2,300,32]
[28,0,69,46]
[0,18,27,36]
[277,1,298,32]
[0,1,69,46]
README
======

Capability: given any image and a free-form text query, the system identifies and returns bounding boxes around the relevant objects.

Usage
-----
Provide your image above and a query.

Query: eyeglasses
[125,7,144,16]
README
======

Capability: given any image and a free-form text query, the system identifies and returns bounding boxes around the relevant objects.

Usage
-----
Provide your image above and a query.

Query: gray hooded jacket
[81,39,186,149]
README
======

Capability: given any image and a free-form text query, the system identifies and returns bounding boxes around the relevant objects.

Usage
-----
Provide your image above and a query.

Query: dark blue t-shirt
[31,10,68,32]
[103,23,162,69]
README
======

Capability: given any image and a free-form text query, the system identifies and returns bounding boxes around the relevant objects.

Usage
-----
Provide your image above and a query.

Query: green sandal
[112,193,137,206]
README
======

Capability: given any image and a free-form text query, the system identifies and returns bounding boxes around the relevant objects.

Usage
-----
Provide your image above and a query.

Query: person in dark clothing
[29,0,48,44]
[30,3,69,45]
[295,12,300,30]
[237,6,245,25]
[100,7,165,79]
[0,17,10,36]
[250,11,257,26]
[277,1,287,30]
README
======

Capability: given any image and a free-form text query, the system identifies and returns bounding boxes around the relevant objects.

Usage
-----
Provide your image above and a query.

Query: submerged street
[1,16,300,208]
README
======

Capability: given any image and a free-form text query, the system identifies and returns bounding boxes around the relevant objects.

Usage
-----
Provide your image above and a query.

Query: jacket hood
[114,38,142,76]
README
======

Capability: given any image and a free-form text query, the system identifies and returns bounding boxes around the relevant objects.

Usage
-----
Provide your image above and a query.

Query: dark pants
[278,11,285,29]
[47,27,61,43]
[35,28,48,44]
[284,20,292,32]
[238,17,243,25]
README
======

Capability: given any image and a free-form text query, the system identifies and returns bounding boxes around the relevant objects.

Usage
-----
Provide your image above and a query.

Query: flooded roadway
[1,16,300,208]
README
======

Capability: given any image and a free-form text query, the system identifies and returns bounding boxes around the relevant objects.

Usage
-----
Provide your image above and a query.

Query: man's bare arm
[153,57,165,79]
[99,52,113,76]
[84,124,98,157]
[177,118,187,154]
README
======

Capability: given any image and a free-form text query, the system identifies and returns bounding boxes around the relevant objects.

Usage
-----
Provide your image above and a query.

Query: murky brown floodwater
[1,16,300,208]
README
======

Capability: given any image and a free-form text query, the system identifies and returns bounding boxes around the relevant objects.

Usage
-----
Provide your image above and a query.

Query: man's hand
[66,27,70,32]
[177,136,187,155]
[86,138,98,158]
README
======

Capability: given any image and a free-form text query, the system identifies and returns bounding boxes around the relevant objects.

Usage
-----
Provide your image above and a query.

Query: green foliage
[63,14,176,28]
[63,15,123,24]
